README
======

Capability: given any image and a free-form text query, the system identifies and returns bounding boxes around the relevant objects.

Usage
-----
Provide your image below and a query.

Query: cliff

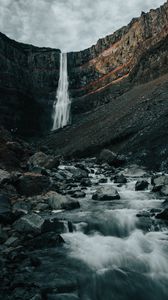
[0,32,60,135]
[68,1,168,115]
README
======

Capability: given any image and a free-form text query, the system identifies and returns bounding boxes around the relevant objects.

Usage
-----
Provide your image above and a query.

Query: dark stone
[99,178,108,183]
[24,232,65,250]
[80,178,92,187]
[156,209,168,220]
[41,218,66,234]
[114,174,127,184]
[92,186,120,201]
[0,194,12,224]
[135,180,149,191]
[16,173,51,196]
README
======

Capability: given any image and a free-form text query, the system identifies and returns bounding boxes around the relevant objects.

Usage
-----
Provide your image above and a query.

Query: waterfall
[52,52,71,131]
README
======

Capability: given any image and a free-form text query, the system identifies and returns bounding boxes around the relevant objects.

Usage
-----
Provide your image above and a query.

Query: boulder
[16,172,51,196]
[114,174,127,184]
[24,232,65,250]
[99,178,108,183]
[92,186,120,201]
[71,191,86,198]
[0,194,11,224]
[156,209,168,220]
[41,218,66,234]
[28,152,60,170]
[135,180,149,191]
[151,175,168,187]
[13,213,44,234]
[161,185,168,196]
[0,169,10,185]
[65,167,88,180]
[43,191,80,210]
[99,149,126,167]
[80,178,92,187]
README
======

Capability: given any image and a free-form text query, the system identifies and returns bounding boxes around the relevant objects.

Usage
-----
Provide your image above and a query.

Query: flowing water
[55,166,168,299]
[52,52,71,130]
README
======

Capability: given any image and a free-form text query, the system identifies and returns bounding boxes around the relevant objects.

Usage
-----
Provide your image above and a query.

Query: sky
[0,0,166,52]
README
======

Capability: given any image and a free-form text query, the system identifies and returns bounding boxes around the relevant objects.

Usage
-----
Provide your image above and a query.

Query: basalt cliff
[0,1,168,168]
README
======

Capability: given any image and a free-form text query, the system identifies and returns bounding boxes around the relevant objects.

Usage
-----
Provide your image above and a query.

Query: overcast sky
[0,0,166,52]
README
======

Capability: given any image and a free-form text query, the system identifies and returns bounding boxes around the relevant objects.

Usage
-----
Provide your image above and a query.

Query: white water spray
[52,52,71,130]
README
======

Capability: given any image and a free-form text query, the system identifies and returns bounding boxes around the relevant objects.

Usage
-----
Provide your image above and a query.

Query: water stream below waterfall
[52,164,168,300]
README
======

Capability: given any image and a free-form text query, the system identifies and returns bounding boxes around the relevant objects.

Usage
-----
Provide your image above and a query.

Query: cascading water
[52,52,71,131]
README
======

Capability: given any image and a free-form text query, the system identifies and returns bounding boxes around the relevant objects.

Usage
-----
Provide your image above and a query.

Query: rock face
[0,1,168,137]
[68,1,168,115]
[0,33,60,135]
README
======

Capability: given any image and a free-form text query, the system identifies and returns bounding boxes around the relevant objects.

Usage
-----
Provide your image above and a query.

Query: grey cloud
[0,0,165,51]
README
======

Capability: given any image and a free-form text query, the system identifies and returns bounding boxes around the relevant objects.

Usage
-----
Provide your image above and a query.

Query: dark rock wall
[0,33,60,135]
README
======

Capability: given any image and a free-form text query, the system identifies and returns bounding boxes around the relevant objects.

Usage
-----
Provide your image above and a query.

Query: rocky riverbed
[1,140,168,300]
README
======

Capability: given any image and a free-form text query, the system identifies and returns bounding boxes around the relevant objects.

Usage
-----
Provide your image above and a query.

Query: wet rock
[4,236,19,247]
[151,175,168,187]
[135,180,149,191]
[24,232,65,250]
[80,178,92,187]
[28,152,60,171]
[41,218,66,234]
[16,172,51,196]
[92,186,120,201]
[99,149,126,167]
[161,185,168,196]
[0,194,12,224]
[114,174,127,184]
[13,213,44,234]
[45,191,80,210]
[156,208,168,220]
[35,202,49,211]
[0,169,10,185]
[162,199,168,208]
[71,191,86,198]
[136,211,150,217]
[122,165,147,177]
[65,167,88,180]
[99,178,108,183]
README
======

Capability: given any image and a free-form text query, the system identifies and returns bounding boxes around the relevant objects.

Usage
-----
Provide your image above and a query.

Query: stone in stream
[65,167,88,180]
[28,152,60,170]
[24,232,65,250]
[151,175,168,187]
[161,185,168,196]
[114,174,127,184]
[99,178,108,183]
[71,191,86,198]
[80,178,92,187]
[44,191,80,210]
[156,208,168,220]
[92,186,120,201]
[135,180,149,191]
